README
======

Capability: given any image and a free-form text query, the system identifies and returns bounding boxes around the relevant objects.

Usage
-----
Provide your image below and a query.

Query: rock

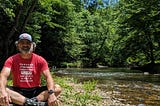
[137,104,146,106]
[144,72,149,75]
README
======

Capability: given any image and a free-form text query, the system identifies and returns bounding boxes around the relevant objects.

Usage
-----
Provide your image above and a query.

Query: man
[0,33,61,106]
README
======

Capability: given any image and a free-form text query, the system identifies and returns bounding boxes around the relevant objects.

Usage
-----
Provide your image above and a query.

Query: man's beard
[19,46,31,54]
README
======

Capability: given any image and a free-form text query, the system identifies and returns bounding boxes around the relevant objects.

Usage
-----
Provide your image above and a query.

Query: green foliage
[64,7,114,67]
[111,0,160,66]
[61,61,82,68]
[82,80,97,92]
[0,0,16,20]
[55,76,102,106]
[16,0,24,5]
[54,76,76,90]
[7,80,13,86]
[1,0,160,71]
[71,92,101,106]
[40,74,46,86]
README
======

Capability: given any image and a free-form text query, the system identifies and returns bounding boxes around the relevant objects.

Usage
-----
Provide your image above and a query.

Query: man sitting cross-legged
[0,33,61,106]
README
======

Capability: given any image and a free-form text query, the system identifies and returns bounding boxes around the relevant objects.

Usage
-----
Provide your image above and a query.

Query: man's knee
[55,84,61,96]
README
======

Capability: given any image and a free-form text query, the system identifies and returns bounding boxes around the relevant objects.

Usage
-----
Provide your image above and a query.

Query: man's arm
[0,67,11,105]
[42,70,55,91]
[0,67,11,91]
[42,70,58,105]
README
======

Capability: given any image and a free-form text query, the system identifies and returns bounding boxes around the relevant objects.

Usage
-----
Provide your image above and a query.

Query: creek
[54,68,160,106]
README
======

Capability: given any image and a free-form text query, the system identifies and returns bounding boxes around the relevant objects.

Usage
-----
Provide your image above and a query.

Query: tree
[38,0,76,67]
[114,0,160,67]
[0,0,38,69]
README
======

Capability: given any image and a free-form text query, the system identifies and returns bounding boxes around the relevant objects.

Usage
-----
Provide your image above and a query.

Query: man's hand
[48,93,58,106]
[0,91,11,106]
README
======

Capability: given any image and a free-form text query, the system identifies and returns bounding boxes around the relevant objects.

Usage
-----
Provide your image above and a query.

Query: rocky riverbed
[97,80,160,106]
[58,77,160,106]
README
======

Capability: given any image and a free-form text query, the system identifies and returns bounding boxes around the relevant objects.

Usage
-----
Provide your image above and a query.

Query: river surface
[54,68,160,106]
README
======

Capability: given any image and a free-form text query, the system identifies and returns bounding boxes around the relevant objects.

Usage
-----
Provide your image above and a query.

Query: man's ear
[32,42,36,51]
[15,41,19,51]
[32,42,36,48]
[15,41,18,47]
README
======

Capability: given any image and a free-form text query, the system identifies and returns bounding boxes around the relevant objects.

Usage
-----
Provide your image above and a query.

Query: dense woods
[0,0,160,73]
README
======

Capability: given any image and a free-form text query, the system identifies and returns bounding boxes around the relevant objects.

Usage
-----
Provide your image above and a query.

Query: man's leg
[36,84,61,102]
[7,88,41,106]
[6,88,26,105]
[6,84,61,105]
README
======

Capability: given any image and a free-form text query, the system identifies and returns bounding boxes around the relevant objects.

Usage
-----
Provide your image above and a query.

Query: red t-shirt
[4,53,49,88]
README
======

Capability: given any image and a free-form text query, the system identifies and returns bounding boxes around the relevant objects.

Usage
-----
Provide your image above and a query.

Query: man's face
[18,39,32,54]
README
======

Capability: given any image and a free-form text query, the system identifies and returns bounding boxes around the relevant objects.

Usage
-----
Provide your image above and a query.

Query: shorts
[7,86,48,98]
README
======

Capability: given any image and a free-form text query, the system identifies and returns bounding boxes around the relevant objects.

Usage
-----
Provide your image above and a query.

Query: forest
[0,0,160,73]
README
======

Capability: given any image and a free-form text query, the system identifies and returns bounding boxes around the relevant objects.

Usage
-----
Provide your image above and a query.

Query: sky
[81,0,119,8]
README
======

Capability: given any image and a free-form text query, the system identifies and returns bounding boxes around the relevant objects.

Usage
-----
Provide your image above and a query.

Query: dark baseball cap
[19,33,32,42]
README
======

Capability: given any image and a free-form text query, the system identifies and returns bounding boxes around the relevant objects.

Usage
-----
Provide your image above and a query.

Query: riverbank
[55,76,160,106]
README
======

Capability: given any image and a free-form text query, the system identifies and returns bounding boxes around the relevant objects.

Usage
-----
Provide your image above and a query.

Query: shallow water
[55,68,160,84]
[54,68,160,106]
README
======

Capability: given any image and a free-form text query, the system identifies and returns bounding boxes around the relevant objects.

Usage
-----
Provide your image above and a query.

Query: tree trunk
[146,30,155,64]
[21,0,38,32]
[0,35,9,69]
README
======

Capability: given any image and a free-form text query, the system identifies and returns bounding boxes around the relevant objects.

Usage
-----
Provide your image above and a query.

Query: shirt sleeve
[3,57,13,69]
[40,57,49,71]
